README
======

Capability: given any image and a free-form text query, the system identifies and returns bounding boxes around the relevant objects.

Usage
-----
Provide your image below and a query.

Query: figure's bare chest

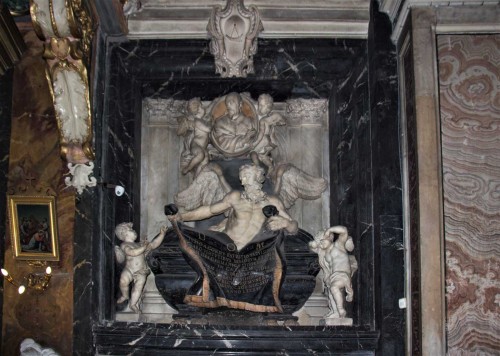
[232,199,268,222]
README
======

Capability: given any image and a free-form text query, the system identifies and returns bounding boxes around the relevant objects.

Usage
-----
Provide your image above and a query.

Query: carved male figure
[171,164,297,250]
[114,223,168,313]
[212,93,256,153]
[309,225,357,319]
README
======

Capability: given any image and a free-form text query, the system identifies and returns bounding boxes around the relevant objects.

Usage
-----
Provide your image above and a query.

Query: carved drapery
[30,0,96,194]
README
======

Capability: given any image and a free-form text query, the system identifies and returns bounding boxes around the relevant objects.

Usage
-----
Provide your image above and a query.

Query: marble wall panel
[0,67,13,353]
[438,34,500,354]
[330,52,373,327]
[1,31,74,356]
[367,3,405,355]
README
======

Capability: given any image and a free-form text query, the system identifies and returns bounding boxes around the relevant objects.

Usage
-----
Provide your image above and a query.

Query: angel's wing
[349,255,358,277]
[114,245,126,264]
[271,163,328,209]
[175,166,230,211]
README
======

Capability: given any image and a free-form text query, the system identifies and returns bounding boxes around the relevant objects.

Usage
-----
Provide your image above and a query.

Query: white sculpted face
[226,94,241,118]
[116,222,137,242]
[258,94,273,116]
[239,165,265,188]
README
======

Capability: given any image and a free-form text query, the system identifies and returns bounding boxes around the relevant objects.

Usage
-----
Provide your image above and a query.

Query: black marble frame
[74,5,404,354]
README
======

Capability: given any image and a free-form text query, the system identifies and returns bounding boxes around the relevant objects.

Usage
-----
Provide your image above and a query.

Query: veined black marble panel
[94,323,379,355]
[368,2,405,355]
[109,38,365,101]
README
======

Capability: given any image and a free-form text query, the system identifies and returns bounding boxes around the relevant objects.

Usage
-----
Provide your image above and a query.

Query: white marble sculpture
[250,94,286,174]
[212,92,257,155]
[114,223,168,312]
[176,97,211,175]
[64,162,97,194]
[174,92,328,218]
[309,225,358,325]
[171,164,297,251]
[207,0,263,78]
[20,338,60,356]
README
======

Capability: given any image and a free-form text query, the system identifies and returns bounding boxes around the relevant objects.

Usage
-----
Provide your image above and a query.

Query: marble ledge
[94,322,379,352]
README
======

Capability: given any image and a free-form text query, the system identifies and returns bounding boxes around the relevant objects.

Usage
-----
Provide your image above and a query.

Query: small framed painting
[8,195,59,261]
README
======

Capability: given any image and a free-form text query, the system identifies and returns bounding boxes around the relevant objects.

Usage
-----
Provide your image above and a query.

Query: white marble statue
[170,164,297,251]
[114,223,168,313]
[176,98,211,176]
[309,225,358,325]
[20,338,60,356]
[251,94,286,174]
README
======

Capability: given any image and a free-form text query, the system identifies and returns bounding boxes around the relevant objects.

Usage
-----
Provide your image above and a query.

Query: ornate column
[30,0,96,194]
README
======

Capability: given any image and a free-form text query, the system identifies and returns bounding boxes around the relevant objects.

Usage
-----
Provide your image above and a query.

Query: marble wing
[271,163,328,209]
[114,246,126,264]
[349,255,358,277]
[175,165,231,211]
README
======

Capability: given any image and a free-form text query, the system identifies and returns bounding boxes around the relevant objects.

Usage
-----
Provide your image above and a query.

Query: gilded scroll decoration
[30,0,95,194]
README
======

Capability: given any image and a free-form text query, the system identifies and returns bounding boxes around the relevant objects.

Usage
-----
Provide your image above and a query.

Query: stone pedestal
[139,274,177,323]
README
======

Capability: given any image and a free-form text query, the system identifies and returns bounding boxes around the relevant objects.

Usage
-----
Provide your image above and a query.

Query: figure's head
[187,98,205,116]
[239,164,265,187]
[115,222,137,242]
[319,238,332,249]
[225,93,242,117]
[258,94,273,116]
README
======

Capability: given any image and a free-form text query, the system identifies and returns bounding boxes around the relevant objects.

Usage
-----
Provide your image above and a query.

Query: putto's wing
[114,246,126,264]
[349,255,358,277]
[272,163,328,209]
[175,168,229,211]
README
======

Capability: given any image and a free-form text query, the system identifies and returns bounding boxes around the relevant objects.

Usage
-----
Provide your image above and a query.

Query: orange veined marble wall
[438,35,500,354]
[1,30,75,355]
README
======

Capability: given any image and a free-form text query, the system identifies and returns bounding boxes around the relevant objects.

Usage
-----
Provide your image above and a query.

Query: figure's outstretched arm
[148,225,169,250]
[180,192,234,222]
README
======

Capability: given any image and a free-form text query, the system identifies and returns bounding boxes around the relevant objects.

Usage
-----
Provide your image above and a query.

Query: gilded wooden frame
[8,195,60,261]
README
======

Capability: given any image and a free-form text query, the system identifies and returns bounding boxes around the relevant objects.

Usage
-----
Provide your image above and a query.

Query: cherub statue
[177,98,211,176]
[114,223,168,313]
[251,94,286,175]
[309,225,357,321]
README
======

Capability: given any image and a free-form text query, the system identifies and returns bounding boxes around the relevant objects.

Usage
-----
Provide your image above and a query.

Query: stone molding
[126,0,370,39]
[377,0,500,43]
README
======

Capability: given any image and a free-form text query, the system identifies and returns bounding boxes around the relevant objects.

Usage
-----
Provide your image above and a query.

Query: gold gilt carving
[30,0,96,193]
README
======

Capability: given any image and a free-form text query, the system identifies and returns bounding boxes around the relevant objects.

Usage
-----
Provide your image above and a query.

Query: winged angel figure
[175,163,327,248]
